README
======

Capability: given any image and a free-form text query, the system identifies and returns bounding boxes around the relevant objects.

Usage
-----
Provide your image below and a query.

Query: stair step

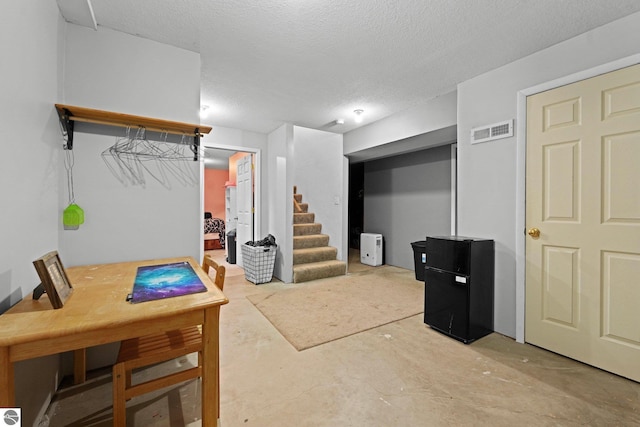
[293,247,337,265]
[293,234,330,249]
[294,194,302,203]
[294,223,322,236]
[293,260,347,283]
[298,203,308,213]
[293,212,315,224]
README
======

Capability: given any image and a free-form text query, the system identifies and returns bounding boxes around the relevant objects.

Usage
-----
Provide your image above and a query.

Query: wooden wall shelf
[55,104,212,152]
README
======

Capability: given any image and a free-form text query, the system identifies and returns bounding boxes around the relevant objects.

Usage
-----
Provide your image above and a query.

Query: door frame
[514,53,640,343]
[200,143,262,263]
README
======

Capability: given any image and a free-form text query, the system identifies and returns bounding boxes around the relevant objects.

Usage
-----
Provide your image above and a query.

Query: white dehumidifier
[360,233,383,266]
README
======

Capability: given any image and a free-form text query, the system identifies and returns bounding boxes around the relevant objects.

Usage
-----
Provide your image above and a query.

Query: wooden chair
[112,256,226,425]
[202,255,226,292]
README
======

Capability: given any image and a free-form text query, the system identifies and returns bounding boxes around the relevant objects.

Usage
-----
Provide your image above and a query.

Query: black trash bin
[411,241,427,281]
[226,230,237,264]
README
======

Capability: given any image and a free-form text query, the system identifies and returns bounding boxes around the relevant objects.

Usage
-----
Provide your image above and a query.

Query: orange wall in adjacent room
[204,169,228,219]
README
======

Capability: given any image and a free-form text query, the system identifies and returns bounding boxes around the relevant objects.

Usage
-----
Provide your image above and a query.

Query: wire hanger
[102,127,202,188]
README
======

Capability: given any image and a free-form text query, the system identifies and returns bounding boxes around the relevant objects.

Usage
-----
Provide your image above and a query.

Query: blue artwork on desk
[131,261,207,303]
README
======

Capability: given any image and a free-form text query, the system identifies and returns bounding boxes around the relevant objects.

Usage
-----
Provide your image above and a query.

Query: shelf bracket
[56,107,75,150]
[193,129,200,161]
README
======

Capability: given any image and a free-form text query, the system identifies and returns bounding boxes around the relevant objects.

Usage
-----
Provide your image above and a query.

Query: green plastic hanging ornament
[62,140,84,230]
[63,203,84,230]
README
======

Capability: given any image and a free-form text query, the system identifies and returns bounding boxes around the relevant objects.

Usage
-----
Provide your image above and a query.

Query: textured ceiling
[56,0,640,134]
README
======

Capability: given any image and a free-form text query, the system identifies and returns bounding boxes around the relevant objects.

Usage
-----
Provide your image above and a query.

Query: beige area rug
[246,265,424,350]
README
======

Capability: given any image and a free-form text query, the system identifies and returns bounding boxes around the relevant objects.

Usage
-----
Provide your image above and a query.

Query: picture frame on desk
[33,251,73,309]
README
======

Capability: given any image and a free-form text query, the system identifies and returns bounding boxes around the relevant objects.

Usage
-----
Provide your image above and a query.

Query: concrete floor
[45,250,640,426]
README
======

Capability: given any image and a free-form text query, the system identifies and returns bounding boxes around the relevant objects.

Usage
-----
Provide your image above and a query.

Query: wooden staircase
[292,189,346,283]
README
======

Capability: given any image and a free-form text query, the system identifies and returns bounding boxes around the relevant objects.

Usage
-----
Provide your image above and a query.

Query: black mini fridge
[423,236,494,344]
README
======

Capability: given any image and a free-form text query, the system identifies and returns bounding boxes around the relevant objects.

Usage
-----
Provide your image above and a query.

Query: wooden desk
[0,256,228,425]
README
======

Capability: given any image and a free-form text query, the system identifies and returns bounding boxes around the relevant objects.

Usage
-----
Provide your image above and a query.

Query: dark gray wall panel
[364,144,452,270]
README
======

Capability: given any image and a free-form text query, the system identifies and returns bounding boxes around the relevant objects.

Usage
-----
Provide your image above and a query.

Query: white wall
[344,91,457,155]
[59,25,201,267]
[267,124,294,282]
[457,11,640,338]
[202,126,266,151]
[55,24,201,375]
[0,2,65,425]
[63,26,199,123]
[292,127,345,260]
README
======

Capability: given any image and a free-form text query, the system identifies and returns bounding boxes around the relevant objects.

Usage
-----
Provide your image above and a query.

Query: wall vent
[470,119,513,144]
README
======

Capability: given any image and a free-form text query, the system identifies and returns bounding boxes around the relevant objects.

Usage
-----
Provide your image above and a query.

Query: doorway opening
[346,142,456,272]
[202,146,261,268]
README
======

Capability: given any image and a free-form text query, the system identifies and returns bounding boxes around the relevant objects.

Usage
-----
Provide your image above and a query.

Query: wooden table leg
[74,348,86,384]
[201,306,220,426]
[0,347,15,406]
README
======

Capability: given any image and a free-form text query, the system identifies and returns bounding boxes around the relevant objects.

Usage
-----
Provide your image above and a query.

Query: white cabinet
[225,185,237,232]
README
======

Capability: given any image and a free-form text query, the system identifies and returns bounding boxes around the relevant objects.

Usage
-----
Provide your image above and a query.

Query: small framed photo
[33,251,73,309]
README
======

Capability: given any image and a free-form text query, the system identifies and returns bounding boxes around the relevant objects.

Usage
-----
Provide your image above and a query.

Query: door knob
[528,228,540,239]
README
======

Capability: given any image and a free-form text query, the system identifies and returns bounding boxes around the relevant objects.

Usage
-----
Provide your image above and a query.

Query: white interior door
[525,63,640,382]
[236,153,253,267]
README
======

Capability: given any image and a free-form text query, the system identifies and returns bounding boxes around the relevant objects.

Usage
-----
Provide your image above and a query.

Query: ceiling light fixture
[332,119,345,126]
[354,109,364,123]
[199,105,210,119]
